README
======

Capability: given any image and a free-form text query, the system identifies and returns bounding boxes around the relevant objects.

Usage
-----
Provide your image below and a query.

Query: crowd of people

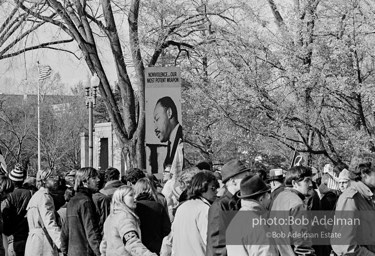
[0,158,374,256]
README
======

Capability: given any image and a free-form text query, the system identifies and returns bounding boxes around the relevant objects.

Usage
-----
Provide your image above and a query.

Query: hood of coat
[351,181,373,200]
[99,180,123,196]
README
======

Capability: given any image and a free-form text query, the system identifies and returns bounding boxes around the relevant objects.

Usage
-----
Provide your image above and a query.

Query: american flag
[0,149,7,174]
[38,64,52,82]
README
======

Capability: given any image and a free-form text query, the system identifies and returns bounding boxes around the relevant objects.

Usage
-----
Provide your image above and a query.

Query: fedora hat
[238,174,270,199]
[221,159,250,183]
[268,169,285,182]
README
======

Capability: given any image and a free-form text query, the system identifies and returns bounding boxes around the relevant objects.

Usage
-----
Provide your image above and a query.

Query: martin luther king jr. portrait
[153,96,183,167]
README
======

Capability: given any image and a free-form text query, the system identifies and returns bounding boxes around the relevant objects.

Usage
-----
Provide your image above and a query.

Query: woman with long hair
[134,178,170,255]
[100,185,156,256]
[171,171,219,256]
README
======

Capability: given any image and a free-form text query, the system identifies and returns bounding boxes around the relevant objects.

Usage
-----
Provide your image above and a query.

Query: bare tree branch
[0,38,74,60]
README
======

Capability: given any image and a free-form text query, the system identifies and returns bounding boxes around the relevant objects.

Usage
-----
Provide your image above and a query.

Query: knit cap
[9,164,24,182]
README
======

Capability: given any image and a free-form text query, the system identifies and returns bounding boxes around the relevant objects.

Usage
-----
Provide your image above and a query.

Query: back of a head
[285,166,312,187]
[134,177,158,201]
[352,162,372,181]
[105,167,120,182]
[178,166,201,189]
[74,167,98,191]
[111,185,133,212]
[187,171,218,200]
[124,168,146,185]
[9,163,25,187]
[196,161,212,171]
[0,175,14,195]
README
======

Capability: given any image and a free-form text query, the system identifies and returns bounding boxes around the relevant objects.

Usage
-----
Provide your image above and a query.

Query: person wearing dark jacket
[134,178,171,255]
[61,167,102,256]
[2,164,32,256]
[92,167,123,235]
[206,159,250,256]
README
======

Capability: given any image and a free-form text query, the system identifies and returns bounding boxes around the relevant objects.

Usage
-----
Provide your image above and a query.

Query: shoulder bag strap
[36,206,58,251]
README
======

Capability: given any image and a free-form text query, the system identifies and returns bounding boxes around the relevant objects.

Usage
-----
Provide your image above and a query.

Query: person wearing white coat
[25,170,61,256]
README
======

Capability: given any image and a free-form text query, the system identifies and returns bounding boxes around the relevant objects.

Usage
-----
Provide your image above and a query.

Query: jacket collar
[286,187,306,200]
[240,199,266,214]
[99,180,123,194]
[77,187,93,196]
[351,181,373,200]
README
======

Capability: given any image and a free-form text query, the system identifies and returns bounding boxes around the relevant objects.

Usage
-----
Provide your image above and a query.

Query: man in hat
[331,162,375,255]
[2,163,32,256]
[267,168,285,210]
[226,174,278,256]
[338,168,350,193]
[206,159,250,256]
[270,166,316,256]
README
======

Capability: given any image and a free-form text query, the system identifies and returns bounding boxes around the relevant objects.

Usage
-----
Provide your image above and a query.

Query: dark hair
[124,168,146,185]
[352,162,374,181]
[0,175,14,195]
[285,166,312,187]
[252,162,267,180]
[13,180,24,188]
[187,171,219,200]
[196,161,212,171]
[156,96,178,120]
[105,167,120,182]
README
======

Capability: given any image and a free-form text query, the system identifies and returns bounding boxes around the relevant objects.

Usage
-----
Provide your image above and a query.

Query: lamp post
[85,74,100,167]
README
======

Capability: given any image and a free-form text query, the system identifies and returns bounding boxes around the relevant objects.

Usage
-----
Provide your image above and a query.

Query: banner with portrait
[145,67,183,175]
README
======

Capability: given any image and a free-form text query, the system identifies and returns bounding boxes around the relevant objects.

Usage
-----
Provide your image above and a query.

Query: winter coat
[24,187,61,256]
[1,187,32,241]
[93,180,122,235]
[172,197,211,256]
[61,187,101,256]
[206,189,241,256]
[331,181,375,255]
[270,188,315,256]
[267,185,285,210]
[226,200,279,256]
[135,193,171,254]
[100,205,156,256]
[317,184,339,211]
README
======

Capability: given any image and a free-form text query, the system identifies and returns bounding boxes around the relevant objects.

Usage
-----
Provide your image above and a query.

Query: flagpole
[37,61,41,172]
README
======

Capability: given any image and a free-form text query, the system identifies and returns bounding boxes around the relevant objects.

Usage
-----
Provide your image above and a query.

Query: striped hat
[9,164,24,182]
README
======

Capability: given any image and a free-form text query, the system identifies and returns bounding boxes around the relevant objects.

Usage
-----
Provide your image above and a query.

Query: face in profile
[339,180,350,192]
[153,103,172,142]
[87,175,100,192]
[124,190,136,209]
[293,177,312,196]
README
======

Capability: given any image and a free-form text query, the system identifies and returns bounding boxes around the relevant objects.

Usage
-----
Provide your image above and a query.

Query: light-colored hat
[9,164,24,182]
[338,169,350,182]
[268,169,284,181]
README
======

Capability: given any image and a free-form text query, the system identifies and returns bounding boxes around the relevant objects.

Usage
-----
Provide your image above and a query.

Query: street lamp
[85,74,100,167]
